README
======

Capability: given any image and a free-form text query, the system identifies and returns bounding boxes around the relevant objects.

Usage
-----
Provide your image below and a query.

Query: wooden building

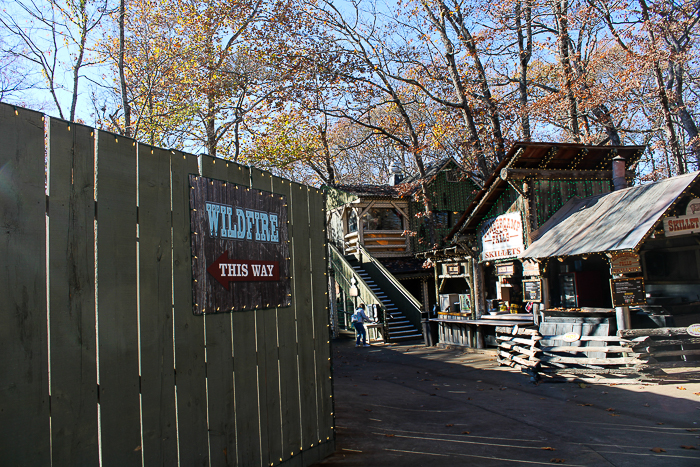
[421,142,645,348]
[521,170,700,329]
[326,158,481,308]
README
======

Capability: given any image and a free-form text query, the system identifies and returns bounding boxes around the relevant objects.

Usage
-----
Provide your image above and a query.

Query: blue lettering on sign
[205,202,280,243]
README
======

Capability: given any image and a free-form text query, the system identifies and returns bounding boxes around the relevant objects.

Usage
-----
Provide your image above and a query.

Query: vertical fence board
[96,133,141,466]
[48,119,99,466]
[308,189,333,447]
[138,145,177,465]
[272,177,302,464]
[226,164,262,467]
[250,168,270,467]
[0,104,50,464]
[289,183,318,451]
[222,161,263,467]
[252,169,283,466]
[171,152,209,465]
[200,156,237,466]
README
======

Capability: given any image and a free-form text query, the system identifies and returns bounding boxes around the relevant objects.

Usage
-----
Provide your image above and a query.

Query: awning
[521,171,700,259]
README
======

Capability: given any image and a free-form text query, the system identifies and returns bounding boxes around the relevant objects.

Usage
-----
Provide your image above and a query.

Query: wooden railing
[344,230,407,255]
[329,243,387,325]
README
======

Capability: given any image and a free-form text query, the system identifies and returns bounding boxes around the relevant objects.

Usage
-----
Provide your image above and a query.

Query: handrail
[328,243,387,322]
[356,243,423,312]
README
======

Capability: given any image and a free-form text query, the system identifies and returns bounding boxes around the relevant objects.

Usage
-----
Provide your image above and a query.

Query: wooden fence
[0,103,334,466]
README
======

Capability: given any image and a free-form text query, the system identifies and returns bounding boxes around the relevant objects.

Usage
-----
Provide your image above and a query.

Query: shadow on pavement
[312,335,700,467]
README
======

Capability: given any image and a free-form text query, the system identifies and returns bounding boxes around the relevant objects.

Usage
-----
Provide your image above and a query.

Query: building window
[446,170,461,182]
[434,211,449,229]
[347,210,358,233]
[644,247,700,282]
[362,208,403,231]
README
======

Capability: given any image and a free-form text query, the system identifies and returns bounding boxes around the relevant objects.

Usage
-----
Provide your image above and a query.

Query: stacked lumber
[538,334,646,373]
[618,327,700,371]
[496,326,542,371]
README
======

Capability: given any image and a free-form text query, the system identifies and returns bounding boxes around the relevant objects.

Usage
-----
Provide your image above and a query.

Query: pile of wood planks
[538,334,647,373]
[618,327,700,372]
[496,325,700,379]
[496,326,542,371]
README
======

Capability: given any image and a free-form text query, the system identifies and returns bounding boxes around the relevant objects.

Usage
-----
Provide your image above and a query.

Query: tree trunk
[119,0,131,137]
[516,0,532,141]
[551,0,581,142]
[638,0,685,173]
[419,0,490,177]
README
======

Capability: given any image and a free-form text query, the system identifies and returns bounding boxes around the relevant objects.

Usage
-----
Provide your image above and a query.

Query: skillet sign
[189,174,291,315]
[479,212,524,262]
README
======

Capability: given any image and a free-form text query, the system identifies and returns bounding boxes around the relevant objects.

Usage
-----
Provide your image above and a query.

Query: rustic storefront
[522,171,700,331]
[426,142,645,349]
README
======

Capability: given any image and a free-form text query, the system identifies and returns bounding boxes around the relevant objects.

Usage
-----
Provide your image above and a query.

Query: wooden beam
[500,168,634,181]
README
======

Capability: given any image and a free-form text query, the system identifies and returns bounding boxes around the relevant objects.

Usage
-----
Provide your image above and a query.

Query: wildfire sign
[478,212,524,262]
[190,174,291,314]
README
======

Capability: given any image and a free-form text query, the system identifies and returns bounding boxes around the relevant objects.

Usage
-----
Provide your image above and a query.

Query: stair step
[391,331,423,338]
[391,334,423,341]
[389,326,416,332]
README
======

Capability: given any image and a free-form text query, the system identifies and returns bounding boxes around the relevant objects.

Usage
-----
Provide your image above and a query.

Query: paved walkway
[313,335,700,466]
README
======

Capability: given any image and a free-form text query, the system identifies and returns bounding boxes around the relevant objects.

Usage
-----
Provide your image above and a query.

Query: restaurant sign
[479,212,524,262]
[609,252,641,274]
[189,174,291,315]
[663,198,700,237]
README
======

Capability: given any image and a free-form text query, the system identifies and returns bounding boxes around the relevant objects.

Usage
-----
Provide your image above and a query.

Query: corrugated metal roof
[522,171,700,258]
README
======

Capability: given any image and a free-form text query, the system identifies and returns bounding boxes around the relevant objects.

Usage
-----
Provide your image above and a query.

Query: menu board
[610,277,646,307]
[522,279,542,302]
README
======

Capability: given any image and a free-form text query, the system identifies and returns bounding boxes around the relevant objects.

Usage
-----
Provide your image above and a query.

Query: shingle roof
[335,157,464,198]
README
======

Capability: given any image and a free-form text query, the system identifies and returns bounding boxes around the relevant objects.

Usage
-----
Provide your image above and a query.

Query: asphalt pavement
[312,334,700,466]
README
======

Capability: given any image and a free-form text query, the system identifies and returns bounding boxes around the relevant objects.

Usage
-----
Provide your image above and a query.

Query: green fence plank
[227,162,262,467]
[271,176,301,464]
[138,144,177,465]
[308,188,333,447]
[289,183,318,451]
[96,132,141,466]
[48,119,99,466]
[0,104,50,465]
[252,168,283,466]
[171,151,209,465]
[201,155,236,466]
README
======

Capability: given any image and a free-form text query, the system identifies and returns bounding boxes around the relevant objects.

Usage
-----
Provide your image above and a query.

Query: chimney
[388,161,403,186]
[612,155,627,191]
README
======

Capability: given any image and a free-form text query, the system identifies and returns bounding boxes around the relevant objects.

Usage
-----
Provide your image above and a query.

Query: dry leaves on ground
[541,447,556,450]
[650,447,666,453]
[680,445,697,450]
[550,458,565,463]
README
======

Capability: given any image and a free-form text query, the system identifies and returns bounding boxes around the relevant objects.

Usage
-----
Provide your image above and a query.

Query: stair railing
[328,243,388,334]
[355,243,423,313]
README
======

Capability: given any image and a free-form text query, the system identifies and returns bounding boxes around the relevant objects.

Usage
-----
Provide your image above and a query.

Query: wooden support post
[473,261,486,318]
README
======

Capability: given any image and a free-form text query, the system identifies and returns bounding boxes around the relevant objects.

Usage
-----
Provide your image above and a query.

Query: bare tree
[0,0,109,121]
